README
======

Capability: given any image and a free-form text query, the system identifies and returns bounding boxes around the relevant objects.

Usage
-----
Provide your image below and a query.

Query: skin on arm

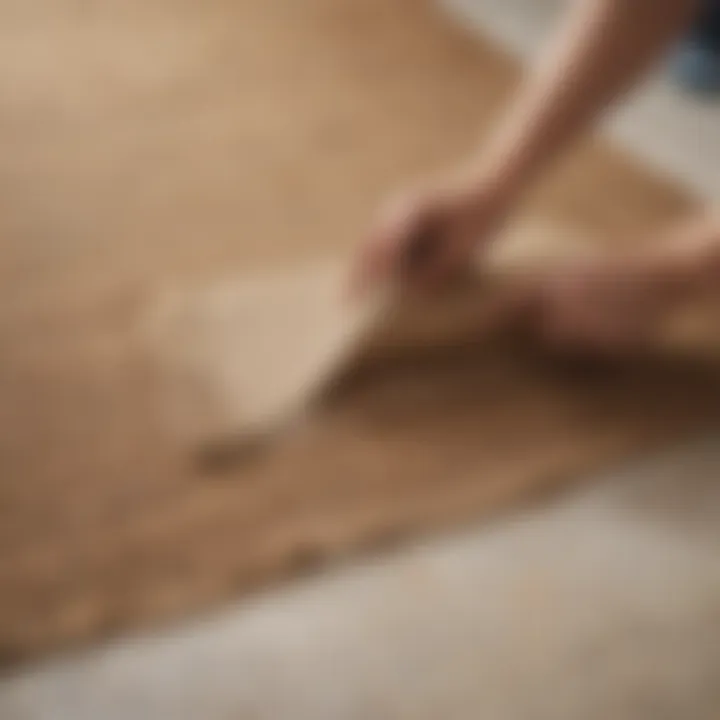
[355,0,701,292]
[468,0,701,204]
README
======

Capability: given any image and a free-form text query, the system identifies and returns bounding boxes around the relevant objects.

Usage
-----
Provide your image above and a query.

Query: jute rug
[1,0,718,665]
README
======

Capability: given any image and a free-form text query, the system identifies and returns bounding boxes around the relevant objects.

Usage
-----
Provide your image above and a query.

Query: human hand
[530,220,720,353]
[351,173,512,297]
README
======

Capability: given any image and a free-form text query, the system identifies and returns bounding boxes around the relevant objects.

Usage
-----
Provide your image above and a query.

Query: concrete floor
[2,439,720,720]
[1,2,719,718]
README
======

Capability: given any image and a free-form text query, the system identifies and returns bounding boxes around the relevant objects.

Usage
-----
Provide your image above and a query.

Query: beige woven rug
[1,0,718,665]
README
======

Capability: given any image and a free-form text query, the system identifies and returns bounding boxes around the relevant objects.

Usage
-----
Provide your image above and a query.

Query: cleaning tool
[145,223,720,466]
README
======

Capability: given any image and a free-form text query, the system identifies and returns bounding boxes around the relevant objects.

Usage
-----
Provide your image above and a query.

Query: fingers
[535,271,604,349]
[347,235,389,300]
[349,196,407,298]
[533,262,658,355]
[350,192,442,298]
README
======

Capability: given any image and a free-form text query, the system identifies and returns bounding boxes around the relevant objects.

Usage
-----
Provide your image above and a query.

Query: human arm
[353,0,700,292]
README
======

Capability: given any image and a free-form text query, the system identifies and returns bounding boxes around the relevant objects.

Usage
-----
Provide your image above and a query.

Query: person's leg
[672,0,720,95]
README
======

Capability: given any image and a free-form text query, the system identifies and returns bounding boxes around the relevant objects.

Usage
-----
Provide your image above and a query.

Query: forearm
[664,211,720,287]
[467,0,699,202]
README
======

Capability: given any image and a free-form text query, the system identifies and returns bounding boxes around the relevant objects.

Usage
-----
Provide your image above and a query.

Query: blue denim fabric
[672,0,720,94]
[689,0,720,47]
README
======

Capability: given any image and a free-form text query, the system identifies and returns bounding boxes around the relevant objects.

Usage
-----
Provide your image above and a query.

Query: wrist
[444,161,521,228]
[682,213,720,287]
[466,124,546,202]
